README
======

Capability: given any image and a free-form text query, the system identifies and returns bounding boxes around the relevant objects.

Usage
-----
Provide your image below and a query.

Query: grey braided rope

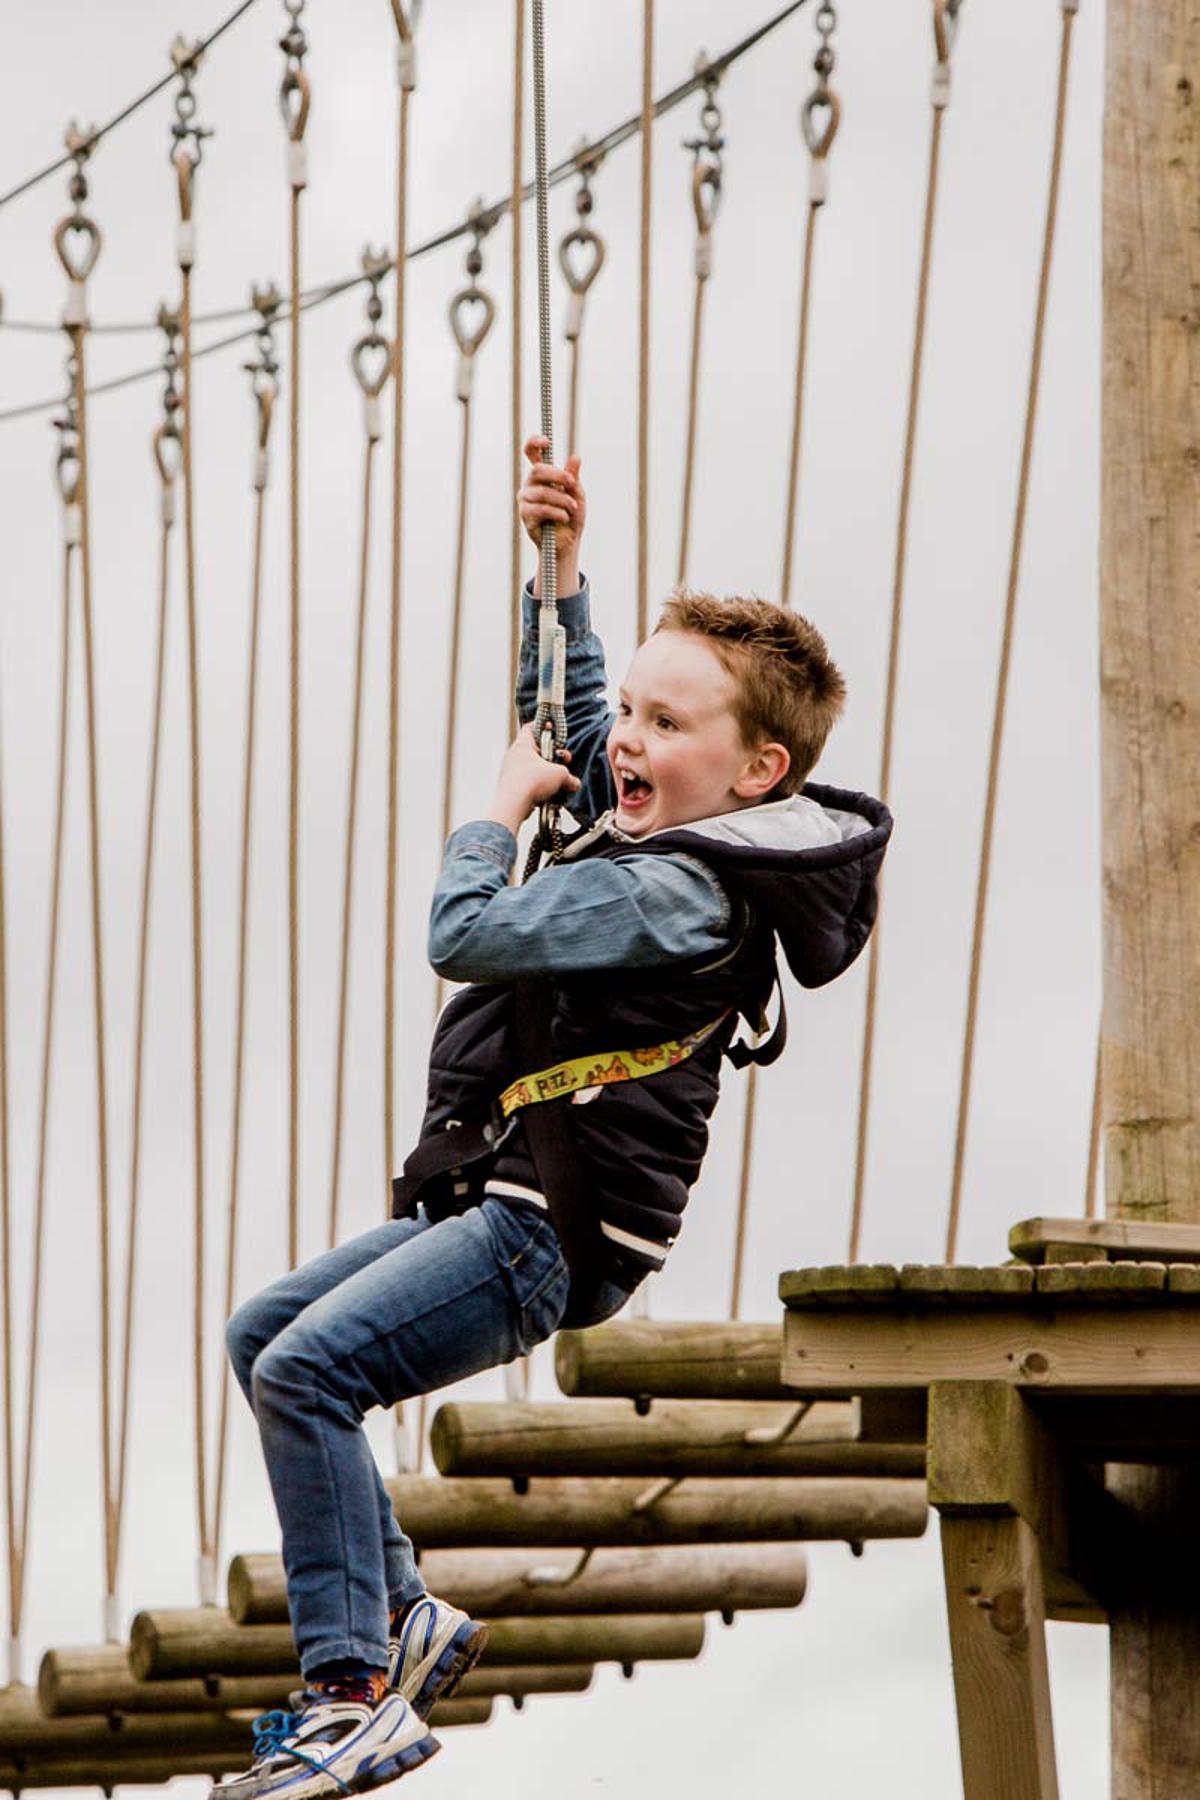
[526,0,566,877]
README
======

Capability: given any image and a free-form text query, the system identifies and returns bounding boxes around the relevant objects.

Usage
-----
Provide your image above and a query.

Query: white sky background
[0,0,1110,1794]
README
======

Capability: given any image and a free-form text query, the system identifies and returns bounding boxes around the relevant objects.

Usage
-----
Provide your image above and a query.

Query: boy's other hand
[487,723,582,837]
[519,435,585,595]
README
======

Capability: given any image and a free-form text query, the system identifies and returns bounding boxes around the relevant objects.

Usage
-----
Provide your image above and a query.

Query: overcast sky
[0,1,1108,1794]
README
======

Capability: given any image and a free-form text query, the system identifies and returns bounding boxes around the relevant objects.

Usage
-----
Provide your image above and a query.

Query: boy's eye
[616,701,631,717]
[656,715,677,731]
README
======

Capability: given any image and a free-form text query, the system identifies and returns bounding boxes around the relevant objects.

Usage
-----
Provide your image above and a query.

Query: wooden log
[385,1474,928,1549]
[38,1645,295,1717]
[129,1606,706,1681]
[429,1398,923,1480]
[0,1682,254,1756]
[230,1544,809,1626]
[555,1322,788,1399]
[40,1641,592,1714]
[429,1697,493,1727]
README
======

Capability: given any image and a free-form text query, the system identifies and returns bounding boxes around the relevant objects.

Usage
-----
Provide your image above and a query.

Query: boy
[216,440,890,1800]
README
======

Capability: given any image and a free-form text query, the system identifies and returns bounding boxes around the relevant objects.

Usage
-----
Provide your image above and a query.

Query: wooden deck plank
[1010,1216,1200,1266]
[782,1305,1200,1397]
[1033,1261,1167,1301]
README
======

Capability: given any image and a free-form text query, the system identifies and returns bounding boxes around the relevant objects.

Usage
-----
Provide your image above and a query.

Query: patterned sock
[307,1662,389,1707]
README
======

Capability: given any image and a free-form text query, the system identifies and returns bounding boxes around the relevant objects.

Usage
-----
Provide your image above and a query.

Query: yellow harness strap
[498,1011,732,1119]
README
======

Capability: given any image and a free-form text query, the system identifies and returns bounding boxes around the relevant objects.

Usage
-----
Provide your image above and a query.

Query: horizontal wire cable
[0,0,264,213]
[0,0,810,409]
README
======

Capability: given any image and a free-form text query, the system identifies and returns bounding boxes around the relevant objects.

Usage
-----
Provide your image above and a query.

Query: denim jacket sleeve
[515,578,615,823]
[428,822,731,982]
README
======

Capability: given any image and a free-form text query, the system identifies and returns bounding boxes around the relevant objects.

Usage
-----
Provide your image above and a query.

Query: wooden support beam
[0,1684,254,1755]
[128,1607,706,1681]
[555,1322,789,1399]
[384,1473,927,1549]
[38,1641,593,1715]
[229,1543,810,1626]
[781,1293,1200,1396]
[1009,1217,1200,1265]
[927,1383,1063,1797]
[429,1398,923,1480]
[941,1518,1059,1800]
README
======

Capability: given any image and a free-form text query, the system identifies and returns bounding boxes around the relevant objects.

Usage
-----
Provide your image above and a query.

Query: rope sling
[328,254,393,1247]
[560,149,606,461]
[945,0,1080,1263]
[848,0,959,1262]
[676,66,724,589]
[281,0,311,1271]
[383,1,417,1217]
[213,290,281,1579]
[53,127,118,1644]
[729,2,838,1321]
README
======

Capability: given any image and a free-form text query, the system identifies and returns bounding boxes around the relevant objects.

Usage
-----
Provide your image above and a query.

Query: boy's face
[606,629,786,837]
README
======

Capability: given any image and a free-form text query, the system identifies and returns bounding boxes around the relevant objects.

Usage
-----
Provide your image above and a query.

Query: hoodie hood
[624,781,892,989]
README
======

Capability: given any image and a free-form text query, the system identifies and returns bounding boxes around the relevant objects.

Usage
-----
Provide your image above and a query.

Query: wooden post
[1103,1,1200,1791]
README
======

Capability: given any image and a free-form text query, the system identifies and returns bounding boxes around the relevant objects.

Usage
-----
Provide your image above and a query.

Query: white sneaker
[388,1595,489,1718]
[209,1686,439,1800]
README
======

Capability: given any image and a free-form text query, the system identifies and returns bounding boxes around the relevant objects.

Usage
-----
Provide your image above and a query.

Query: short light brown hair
[655,590,845,795]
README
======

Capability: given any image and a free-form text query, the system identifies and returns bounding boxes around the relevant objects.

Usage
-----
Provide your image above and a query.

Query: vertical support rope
[848,0,953,1263]
[330,258,391,1246]
[731,7,837,1316]
[636,0,654,641]
[676,69,724,588]
[946,0,1077,1263]
[281,2,311,1271]
[560,151,605,462]
[384,8,414,1213]
[213,292,279,1563]
[509,0,526,714]
[117,315,181,1596]
[1084,1030,1101,1220]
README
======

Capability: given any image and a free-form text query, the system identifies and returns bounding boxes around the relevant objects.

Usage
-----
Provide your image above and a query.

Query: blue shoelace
[249,1702,354,1794]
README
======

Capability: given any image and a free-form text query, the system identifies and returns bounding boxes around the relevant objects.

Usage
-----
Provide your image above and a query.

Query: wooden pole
[555,1321,788,1399]
[1103,2,1200,1791]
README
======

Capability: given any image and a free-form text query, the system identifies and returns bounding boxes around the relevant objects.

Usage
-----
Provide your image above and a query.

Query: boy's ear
[734,741,791,800]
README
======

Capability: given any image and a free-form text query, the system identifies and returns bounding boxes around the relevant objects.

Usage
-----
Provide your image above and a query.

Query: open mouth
[618,769,653,808]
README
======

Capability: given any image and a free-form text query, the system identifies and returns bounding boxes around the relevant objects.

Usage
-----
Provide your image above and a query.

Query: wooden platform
[779,1247,1200,1798]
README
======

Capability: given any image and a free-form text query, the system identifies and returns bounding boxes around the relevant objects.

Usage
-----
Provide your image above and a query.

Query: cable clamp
[62,281,88,330]
[808,159,830,206]
[176,220,197,271]
[397,38,417,91]
[161,486,177,527]
[455,351,474,404]
[365,393,383,441]
[64,502,82,548]
[103,1589,119,1645]
[254,447,269,491]
[197,1550,218,1607]
[6,1636,19,1688]
[564,289,585,342]
[694,234,713,280]
[931,61,952,110]
[288,139,309,191]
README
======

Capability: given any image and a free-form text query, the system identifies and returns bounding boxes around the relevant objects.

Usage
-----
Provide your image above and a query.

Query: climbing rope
[213,288,280,1570]
[946,0,1080,1263]
[55,128,117,1641]
[779,3,839,608]
[115,308,181,1638]
[509,0,527,713]
[329,254,392,1247]
[676,62,724,587]
[560,147,606,463]
[281,0,311,1270]
[848,0,961,1263]
[636,0,655,642]
[435,210,498,1008]
[169,37,217,1605]
[383,3,416,1214]
[730,4,839,1319]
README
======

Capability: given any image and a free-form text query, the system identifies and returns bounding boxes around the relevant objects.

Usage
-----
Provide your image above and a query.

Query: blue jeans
[226,1199,630,1677]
